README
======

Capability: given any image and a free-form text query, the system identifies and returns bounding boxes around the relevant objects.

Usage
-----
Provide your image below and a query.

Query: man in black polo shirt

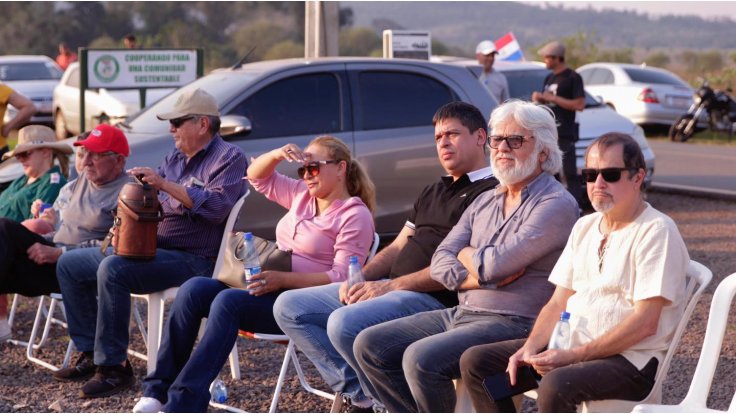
[532,41,585,206]
[273,101,498,411]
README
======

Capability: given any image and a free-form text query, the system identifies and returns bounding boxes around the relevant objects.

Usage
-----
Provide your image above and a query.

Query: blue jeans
[56,247,214,366]
[354,307,534,413]
[273,282,445,403]
[142,277,282,412]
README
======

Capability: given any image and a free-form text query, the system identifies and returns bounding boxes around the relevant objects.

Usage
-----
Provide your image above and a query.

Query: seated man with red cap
[0,125,130,341]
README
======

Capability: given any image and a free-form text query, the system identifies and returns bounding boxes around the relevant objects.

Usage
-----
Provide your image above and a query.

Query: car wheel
[54,111,70,141]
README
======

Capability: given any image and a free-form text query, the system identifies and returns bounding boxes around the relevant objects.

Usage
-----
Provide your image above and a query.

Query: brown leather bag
[112,176,163,259]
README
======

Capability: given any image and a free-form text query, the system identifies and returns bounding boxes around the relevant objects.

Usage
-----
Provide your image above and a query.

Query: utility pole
[304,1,339,58]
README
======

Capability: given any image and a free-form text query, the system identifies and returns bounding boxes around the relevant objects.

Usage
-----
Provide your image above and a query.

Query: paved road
[649,140,736,197]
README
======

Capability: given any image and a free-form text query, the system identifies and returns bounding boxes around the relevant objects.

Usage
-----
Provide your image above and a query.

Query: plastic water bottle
[241,232,261,292]
[210,378,228,403]
[548,311,572,350]
[347,255,364,289]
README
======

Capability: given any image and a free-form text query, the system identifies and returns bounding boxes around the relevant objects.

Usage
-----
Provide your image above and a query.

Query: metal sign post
[78,48,203,132]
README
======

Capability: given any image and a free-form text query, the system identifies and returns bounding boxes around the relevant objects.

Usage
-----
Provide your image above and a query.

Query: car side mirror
[219,115,252,138]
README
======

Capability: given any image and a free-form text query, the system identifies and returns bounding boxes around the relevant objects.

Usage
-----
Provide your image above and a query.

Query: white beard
[591,195,614,213]
[493,149,540,186]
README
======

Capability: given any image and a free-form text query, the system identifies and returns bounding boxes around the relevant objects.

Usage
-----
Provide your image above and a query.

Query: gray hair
[489,100,563,175]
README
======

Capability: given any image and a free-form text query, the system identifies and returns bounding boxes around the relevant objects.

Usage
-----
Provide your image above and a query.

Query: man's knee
[536,367,581,408]
[326,305,363,349]
[272,289,301,325]
[459,345,493,379]
[97,255,131,286]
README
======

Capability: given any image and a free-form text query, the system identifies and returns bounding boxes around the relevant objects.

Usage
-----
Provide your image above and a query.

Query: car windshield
[500,68,601,107]
[0,62,62,81]
[123,70,260,134]
[623,68,688,87]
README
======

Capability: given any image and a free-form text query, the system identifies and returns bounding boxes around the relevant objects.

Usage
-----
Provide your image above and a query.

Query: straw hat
[2,125,73,160]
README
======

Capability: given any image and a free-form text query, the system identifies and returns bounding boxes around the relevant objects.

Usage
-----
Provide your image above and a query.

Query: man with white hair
[475,40,510,104]
[354,100,580,413]
[458,132,689,412]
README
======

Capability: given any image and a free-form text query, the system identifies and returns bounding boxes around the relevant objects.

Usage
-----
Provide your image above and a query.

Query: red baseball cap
[73,124,130,157]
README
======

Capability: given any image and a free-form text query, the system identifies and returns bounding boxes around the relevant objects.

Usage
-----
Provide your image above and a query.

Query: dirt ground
[1,191,735,413]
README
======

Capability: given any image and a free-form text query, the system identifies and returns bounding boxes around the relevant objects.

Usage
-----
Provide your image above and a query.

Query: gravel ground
[1,191,735,413]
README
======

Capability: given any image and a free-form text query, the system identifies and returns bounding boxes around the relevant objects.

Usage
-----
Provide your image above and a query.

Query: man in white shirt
[475,40,509,104]
[459,132,689,412]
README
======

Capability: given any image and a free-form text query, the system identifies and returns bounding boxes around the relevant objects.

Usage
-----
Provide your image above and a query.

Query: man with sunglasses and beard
[55,89,247,399]
[458,132,689,413]
[273,101,498,412]
[354,100,579,413]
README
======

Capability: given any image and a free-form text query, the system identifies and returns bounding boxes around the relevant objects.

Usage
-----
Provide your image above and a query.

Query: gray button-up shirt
[430,172,579,319]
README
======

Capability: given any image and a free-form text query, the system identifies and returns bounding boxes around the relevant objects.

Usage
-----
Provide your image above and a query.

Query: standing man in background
[55,43,78,71]
[532,41,585,207]
[475,40,510,104]
[0,86,36,160]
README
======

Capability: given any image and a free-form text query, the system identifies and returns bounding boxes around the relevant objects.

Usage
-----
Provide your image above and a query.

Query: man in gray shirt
[354,100,579,413]
[0,124,129,341]
[476,40,510,104]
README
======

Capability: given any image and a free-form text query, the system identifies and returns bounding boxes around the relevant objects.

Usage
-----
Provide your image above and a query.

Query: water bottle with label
[241,232,261,292]
[347,255,364,290]
[209,378,228,403]
[548,311,572,350]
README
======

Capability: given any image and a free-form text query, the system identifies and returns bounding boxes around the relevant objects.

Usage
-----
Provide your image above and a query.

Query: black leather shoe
[80,360,135,398]
[52,352,96,382]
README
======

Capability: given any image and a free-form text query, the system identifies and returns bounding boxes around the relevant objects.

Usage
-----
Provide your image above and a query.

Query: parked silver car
[577,62,694,127]
[0,55,63,126]
[53,62,175,140]
[3,57,496,238]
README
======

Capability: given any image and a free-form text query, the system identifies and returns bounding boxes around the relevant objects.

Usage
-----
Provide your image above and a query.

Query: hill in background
[344,1,736,54]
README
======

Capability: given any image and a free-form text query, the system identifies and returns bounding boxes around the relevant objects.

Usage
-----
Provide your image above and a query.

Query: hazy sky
[532,1,736,20]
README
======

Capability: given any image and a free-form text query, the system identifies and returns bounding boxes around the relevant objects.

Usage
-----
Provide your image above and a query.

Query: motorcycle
[669,79,736,142]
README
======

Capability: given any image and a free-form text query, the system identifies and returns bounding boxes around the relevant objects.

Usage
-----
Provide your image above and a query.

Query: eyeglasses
[169,116,195,128]
[78,148,117,161]
[297,160,339,178]
[581,167,638,183]
[15,150,35,160]
[488,135,534,149]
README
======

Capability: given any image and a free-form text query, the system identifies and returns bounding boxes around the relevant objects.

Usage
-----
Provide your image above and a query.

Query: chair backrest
[583,260,713,412]
[681,272,736,409]
[367,233,380,264]
[212,190,250,277]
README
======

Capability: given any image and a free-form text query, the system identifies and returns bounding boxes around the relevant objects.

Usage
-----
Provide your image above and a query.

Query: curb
[650,183,736,202]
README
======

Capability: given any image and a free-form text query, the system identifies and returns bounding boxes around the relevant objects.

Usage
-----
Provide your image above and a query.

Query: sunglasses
[581,167,638,183]
[15,150,35,160]
[297,160,339,178]
[488,135,534,149]
[169,116,195,128]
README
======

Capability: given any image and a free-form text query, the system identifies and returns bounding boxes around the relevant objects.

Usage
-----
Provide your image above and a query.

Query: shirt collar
[173,134,220,162]
[441,166,493,187]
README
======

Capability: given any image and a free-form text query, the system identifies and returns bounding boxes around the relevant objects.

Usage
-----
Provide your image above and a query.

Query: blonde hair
[310,135,376,213]
[52,149,70,177]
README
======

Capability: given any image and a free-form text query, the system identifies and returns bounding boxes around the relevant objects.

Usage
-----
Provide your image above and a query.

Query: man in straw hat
[0,125,129,342]
[55,88,248,399]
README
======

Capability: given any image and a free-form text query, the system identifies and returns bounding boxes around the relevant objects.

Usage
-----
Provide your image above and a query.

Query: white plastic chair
[454,260,712,413]
[130,191,248,377]
[6,292,75,371]
[633,272,736,413]
[218,232,381,413]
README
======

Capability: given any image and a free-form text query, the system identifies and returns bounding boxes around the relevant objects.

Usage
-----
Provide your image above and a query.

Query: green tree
[644,51,670,68]
[230,20,294,62]
[339,27,380,56]
[263,40,304,60]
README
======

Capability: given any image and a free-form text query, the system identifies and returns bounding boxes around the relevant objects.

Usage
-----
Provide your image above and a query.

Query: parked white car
[0,55,63,126]
[577,62,694,127]
[431,57,655,188]
[52,62,174,140]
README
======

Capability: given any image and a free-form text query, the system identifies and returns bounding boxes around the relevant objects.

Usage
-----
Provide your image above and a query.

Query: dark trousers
[0,218,59,296]
[558,136,583,207]
[459,338,658,413]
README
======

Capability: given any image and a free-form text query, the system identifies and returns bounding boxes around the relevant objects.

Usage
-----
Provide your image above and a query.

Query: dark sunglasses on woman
[298,160,338,178]
[581,167,638,183]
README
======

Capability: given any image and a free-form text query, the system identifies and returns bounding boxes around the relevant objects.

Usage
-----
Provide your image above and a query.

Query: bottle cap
[349,255,359,264]
[561,311,570,320]
[243,232,253,241]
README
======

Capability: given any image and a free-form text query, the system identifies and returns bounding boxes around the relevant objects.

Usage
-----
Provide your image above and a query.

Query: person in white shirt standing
[475,40,510,104]
[459,132,690,412]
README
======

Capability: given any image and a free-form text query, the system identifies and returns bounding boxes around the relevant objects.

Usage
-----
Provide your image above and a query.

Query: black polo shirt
[543,67,584,139]
[388,167,498,307]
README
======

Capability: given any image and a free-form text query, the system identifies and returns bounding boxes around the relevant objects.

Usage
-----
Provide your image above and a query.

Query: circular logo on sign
[93,55,120,83]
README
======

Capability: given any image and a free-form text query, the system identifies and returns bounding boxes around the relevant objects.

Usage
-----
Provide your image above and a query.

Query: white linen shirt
[548,203,689,369]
